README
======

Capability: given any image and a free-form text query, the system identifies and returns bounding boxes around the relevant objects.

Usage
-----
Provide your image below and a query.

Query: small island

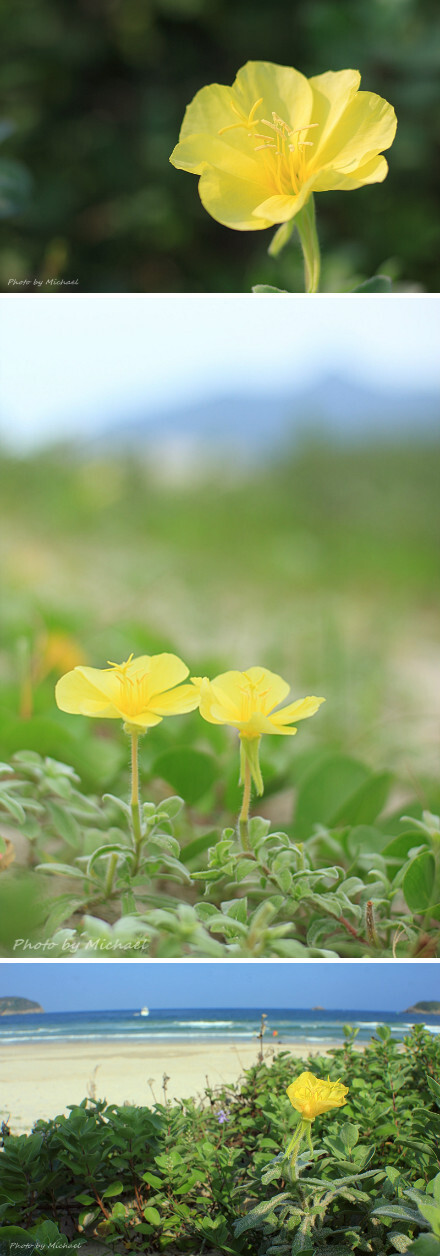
[404,1001,440,1015]
[0,997,44,1016]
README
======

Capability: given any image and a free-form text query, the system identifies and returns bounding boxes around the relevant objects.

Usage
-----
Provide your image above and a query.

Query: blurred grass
[0,436,439,788]
[1,0,440,291]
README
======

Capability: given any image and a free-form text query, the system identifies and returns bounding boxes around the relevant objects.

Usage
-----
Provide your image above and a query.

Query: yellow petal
[198,166,273,229]
[252,186,311,223]
[177,82,245,154]
[141,653,189,696]
[312,153,389,191]
[55,668,120,718]
[148,684,200,715]
[233,61,313,135]
[313,89,397,173]
[244,667,290,711]
[272,696,325,725]
[170,133,266,183]
[308,70,361,165]
[240,712,298,737]
[121,711,163,730]
[207,672,246,717]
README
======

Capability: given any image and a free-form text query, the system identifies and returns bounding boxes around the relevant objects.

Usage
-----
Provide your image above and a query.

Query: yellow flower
[35,631,87,682]
[193,667,324,740]
[55,653,199,731]
[193,667,324,796]
[287,1072,349,1121]
[170,61,397,230]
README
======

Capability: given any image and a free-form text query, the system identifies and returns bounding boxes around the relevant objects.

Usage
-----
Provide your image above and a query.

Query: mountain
[0,997,44,1015]
[98,373,440,459]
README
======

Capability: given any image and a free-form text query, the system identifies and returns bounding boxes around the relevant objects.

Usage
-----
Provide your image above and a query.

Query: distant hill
[97,372,440,461]
[0,997,43,1015]
[404,1001,440,1014]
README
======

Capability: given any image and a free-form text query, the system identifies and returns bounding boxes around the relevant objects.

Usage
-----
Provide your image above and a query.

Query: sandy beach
[0,1038,349,1135]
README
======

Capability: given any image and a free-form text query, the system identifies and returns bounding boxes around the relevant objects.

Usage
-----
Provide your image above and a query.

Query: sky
[0,962,437,1012]
[1,295,439,450]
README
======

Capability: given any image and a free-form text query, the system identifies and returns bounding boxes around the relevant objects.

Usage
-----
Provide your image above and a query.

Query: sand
[0,1038,348,1135]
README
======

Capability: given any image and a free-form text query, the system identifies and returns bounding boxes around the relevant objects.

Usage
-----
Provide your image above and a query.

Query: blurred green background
[1,436,439,804]
[1,0,440,292]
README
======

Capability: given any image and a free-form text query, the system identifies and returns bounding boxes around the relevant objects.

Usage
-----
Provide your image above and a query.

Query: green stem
[294,195,320,293]
[130,730,143,872]
[238,755,251,853]
[268,196,320,292]
[285,1119,313,1179]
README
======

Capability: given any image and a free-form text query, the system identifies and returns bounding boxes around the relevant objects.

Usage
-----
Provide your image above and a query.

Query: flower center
[219,97,318,196]
[106,656,151,716]
[238,674,271,721]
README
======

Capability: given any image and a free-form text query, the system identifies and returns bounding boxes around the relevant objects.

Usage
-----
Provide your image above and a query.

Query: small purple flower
[217,1109,230,1124]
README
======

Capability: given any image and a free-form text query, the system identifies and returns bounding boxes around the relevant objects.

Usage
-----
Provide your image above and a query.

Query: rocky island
[404,1001,440,1015]
[0,997,44,1015]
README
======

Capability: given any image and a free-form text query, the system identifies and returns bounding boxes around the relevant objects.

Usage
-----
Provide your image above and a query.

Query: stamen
[220,94,320,196]
[262,118,290,139]
[289,122,319,135]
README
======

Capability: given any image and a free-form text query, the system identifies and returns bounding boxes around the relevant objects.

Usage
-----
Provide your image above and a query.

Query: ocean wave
[174,1020,235,1028]
[354,1021,384,1028]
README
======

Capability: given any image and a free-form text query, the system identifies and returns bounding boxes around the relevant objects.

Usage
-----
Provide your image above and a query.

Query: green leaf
[416,1200,440,1236]
[373,1205,428,1223]
[234,1193,292,1235]
[294,753,370,838]
[351,275,392,292]
[110,1201,126,1219]
[0,1226,35,1240]
[46,801,80,847]
[382,832,426,862]
[403,851,436,912]
[0,792,26,823]
[331,771,392,826]
[143,1206,161,1225]
[407,1238,440,1256]
[252,284,288,293]
[35,861,88,879]
[142,1171,163,1187]
[88,843,129,870]
[102,1179,124,1198]
[152,747,218,804]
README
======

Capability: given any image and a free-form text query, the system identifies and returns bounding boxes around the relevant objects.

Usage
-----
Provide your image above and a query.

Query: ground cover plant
[1,1025,440,1254]
[0,439,439,958]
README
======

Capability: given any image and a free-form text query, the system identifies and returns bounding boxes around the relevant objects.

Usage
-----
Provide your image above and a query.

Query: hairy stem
[238,756,252,853]
[130,730,143,872]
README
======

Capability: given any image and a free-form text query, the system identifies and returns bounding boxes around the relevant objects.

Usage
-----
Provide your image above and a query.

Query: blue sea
[0,1007,439,1047]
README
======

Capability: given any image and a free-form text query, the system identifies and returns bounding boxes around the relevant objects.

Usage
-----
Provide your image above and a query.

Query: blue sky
[0,296,439,450]
[0,962,437,1012]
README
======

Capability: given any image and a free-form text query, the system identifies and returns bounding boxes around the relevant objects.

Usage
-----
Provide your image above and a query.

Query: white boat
[140,1006,149,1017]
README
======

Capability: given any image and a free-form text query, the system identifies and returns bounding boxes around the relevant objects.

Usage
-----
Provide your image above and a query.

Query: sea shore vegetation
[1,1026,440,1254]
